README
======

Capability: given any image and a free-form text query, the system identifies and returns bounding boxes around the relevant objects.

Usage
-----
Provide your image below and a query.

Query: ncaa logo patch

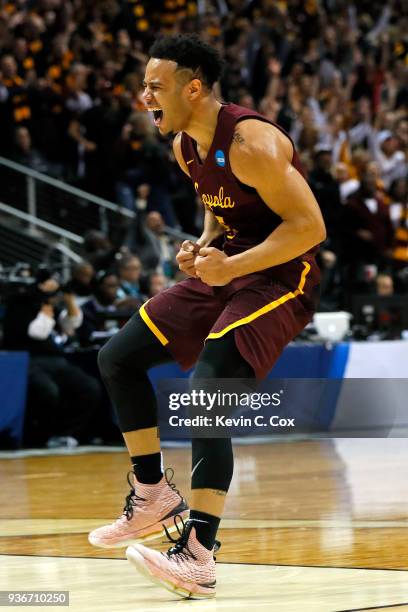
[215,149,226,167]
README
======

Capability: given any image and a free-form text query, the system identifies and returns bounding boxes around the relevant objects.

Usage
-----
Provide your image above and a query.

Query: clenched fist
[176,240,201,277]
[195,247,234,286]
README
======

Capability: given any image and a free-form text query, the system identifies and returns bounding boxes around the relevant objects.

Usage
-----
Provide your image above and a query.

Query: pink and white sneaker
[126,517,219,599]
[88,469,188,548]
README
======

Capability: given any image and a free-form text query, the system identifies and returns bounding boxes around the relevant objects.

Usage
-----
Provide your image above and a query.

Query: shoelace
[122,467,181,521]
[163,515,197,562]
[122,471,146,520]
[163,515,222,562]
[164,467,182,498]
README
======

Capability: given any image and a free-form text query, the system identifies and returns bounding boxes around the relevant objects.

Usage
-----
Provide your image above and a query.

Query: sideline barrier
[149,341,408,438]
[1,341,407,446]
[0,352,29,447]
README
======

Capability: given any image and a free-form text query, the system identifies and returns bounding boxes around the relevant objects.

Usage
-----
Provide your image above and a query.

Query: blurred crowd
[0,0,407,300]
[1,254,172,448]
[0,0,407,446]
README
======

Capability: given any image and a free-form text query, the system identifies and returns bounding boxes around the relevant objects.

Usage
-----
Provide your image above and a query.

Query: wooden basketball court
[1,439,408,611]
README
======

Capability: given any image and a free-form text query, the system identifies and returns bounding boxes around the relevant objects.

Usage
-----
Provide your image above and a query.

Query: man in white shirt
[374,130,406,190]
[3,270,102,447]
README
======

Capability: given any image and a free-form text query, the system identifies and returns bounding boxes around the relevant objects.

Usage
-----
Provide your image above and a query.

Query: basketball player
[89,34,325,599]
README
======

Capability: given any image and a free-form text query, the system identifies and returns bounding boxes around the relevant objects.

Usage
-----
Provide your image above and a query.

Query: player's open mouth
[150,108,163,126]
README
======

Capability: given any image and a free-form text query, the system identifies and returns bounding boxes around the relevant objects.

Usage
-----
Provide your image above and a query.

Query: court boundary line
[334,602,408,611]
[0,516,408,520]
[2,519,408,535]
[0,553,407,572]
[0,516,408,538]
[0,435,314,459]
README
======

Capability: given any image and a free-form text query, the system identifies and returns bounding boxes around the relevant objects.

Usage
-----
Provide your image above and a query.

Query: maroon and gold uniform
[140,104,320,379]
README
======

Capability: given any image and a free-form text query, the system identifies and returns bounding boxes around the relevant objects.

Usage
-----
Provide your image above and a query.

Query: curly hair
[149,34,223,88]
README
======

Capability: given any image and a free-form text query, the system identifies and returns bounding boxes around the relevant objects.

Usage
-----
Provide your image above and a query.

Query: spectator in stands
[334,163,360,204]
[12,126,49,172]
[395,118,408,154]
[116,254,146,305]
[68,78,131,198]
[376,273,394,297]
[388,178,408,271]
[343,168,394,287]
[2,268,101,447]
[82,230,123,271]
[125,211,176,276]
[64,261,95,306]
[373,130,406,190]
[147,271,168,298]
[347,149,372,184]
[77,270,133,347]
[114,111,176,225]
[11,124,64,178]
[65,64,92,113]
[0,54,31,155]
[372,272,403,339]
[316,249,344,312]
[309,145,343,250]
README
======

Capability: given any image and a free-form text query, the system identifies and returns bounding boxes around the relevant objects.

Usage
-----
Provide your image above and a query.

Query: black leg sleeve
[97,313,171,433]
[191,332,254,493]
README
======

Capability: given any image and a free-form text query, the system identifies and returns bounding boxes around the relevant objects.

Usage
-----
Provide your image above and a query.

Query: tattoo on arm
[232,130,245,145]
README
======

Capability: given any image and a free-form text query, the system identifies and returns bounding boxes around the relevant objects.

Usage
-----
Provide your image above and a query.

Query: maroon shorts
[140,255,320,379]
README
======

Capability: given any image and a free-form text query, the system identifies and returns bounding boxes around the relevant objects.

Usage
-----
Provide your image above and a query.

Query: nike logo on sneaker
[197,580,216,588]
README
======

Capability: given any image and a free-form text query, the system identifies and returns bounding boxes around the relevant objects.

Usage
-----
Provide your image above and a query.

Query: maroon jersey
[140,103,321,379]
[181,103,312,263]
